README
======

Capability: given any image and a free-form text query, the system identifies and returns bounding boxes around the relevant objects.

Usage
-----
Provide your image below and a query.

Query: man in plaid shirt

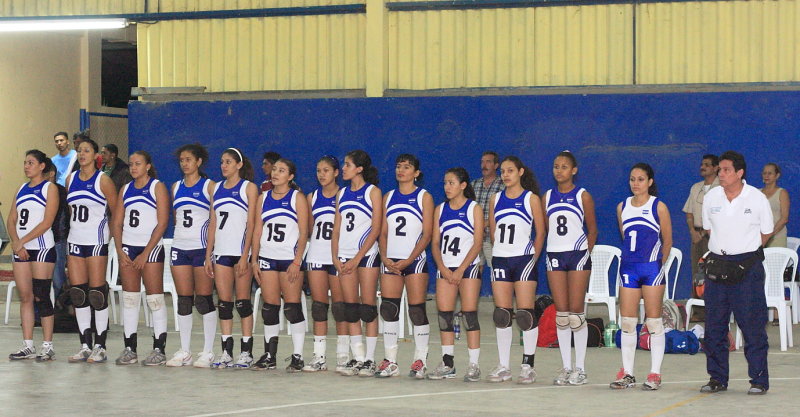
[471,151,504,269]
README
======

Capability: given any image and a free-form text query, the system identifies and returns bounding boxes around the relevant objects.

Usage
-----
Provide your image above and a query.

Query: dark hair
[501,156,540,196]
[630,162,658,196]
[175,143,210,178]
[345,149,379,185]
[445,167,476,201]
[719,150,746,180]
[702,154,719,167]
[53,131,69,140]
[262,151,281,164]
[131,151,158,178]
[396,153,424,184]
[482,151,499,164]
[223,147,254,182]
[764,162,781,176]
[25,149,54,176]
[73,129,90,142]
[556,150,578,168]
[275,158,300,190]
[103,144,119,156]
[318,155,340,171]
[77,138,99,153]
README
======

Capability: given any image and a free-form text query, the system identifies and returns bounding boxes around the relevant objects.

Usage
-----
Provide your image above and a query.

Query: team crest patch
[744,208,752,214]
[193,192,200,197]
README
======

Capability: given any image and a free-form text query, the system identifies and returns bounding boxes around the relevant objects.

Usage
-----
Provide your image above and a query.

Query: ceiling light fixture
[0,18,128,32]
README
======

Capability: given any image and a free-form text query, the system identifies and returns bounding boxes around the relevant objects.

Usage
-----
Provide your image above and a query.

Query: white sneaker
[232,351,253,369]
[554,367,572,386]
[487,364,512,383]
[193,351,215,368]
[211,351,233,369]
[302,355,327,372]
[68,345,92,363]
[568,368,588,385]
[335,354,350,373]
[517,364,536,384]
[166,350,194,367]
[87,346,107,363]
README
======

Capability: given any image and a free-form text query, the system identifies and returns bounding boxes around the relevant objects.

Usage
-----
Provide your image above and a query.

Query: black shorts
[123,244,165,263]
[382,257,429,276]
[68,243,109,258]
[13,248,56,263]
[305,262,337,275]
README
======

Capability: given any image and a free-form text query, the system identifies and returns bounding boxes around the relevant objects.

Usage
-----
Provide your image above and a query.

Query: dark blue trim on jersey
[546,205,582,219]
[339,203,372,219]
[174,200,211,210]
[441,223,474,235]
[262,212,299,223]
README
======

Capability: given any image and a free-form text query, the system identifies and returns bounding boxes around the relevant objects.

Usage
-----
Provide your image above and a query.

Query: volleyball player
[544,151,598,385]
[251,158,310,371]
[487,156,545,383]
[111,151,170,366]
[166,144,218,368]
[610,163,672,390]
[65,138,118,363]
[427,167,484,381]
[204,148,259,369]
[332,150,382,376]
[7,150,59,361]
[375,154,434,378]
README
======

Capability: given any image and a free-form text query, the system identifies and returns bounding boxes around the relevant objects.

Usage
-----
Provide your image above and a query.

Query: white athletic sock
[522,327,538,355]
[496,326,513,368]
[621,331,637,375]
[75,306,91,341]
[413,324,430,361]
[350,335,365,362]
[42,341,53,348]
[24,340,34,349]
[337,335,349,357]
[178,314,193,352]
[442,344,454,357]
[385,345,399,363]
[649,332,665,374]
[573,326,588,371]
[122,291,141,338]
[383,321,399,354]
[468,348,480,365]
[242,336,251,342]
[201,311,217,353]
[365,336,378,361]
[291,321,306,356]
[313,336,326,358]
[556,327,572,370]
[151,305,168,341]
[94,307,109,336]
[264,324,280,342]
[222,334,231,341]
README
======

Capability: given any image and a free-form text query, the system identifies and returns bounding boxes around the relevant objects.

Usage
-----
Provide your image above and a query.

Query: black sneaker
[252,352,276,370]
[747,384,767,395]
[286,354,304,373]
[700,378,727,393]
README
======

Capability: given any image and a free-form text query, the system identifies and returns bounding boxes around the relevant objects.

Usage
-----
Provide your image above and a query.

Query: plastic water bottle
[454,312,462,340]
[604,321,619,347]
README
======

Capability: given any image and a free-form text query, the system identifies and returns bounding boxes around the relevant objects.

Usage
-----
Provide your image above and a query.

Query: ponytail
[223,147,254,182]
[346,149,379,185]
[501,156,540,196]
[444,167,476,201]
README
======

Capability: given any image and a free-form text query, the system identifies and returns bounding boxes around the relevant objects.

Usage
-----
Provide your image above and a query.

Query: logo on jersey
[192,192,200,197]
[566,198,574,203]
[458,212,465,217]
[232,191,239,197]
[87,184,94,190]
[711,206,721,214]
[642,209,650,215]
[282,201,288,206]
[356,195,363,200]
[409,199,416,204]
[744,208,752,214]
[34,190,41,195]
[515,203,522,207]
[143,190,150,195]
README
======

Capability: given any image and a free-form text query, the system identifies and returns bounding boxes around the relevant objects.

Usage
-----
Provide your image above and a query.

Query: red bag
[537,305,558,347]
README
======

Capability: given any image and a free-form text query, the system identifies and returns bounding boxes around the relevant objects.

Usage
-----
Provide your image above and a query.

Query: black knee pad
[331,302,346,322]
[177,295,194,316]
[235,299,253,318]
[438,310,454,332]
[69,283,89,308]
[344,302,360,323]
[194,294,215,315]
[311,301,329,322]
[262,303,280,325]
[33,279,54,317]
[462,311,480,331]
[379,298,401,322]
[359,303,378,323]
[284,302,305,324]
[218,300,234,320]
[88,283,109,310]
[515,308,537,331]
[493,307,513,328]
[409,303,429,326]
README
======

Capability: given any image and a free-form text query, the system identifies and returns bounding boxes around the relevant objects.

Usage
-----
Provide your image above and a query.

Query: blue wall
[129,91,800,299]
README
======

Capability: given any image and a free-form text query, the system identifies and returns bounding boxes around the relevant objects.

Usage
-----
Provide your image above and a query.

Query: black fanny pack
[702,247,765,285]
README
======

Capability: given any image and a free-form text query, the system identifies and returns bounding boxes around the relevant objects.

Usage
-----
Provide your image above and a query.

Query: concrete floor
[0,294,797,417]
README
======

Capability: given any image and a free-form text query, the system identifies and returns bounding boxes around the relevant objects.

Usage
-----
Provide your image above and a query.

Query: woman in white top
[761,163,790,248]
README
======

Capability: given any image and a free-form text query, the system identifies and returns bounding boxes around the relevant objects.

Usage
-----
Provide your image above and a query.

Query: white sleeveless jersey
[67,170,109,245]
[438,200,479,268]
[337,183,378,259]
[172,178,211,250]
[15,181,55,250]
[385,187,428,260]
[212,179,251,257]
[259,189,300,260]
[545,187,588,252]
[121,178,162,247]
[620,195,662,263]
[492,190,535,257]
[306,189,337,265]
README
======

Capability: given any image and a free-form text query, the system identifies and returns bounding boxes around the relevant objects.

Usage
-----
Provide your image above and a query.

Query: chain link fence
[87,112,129,159]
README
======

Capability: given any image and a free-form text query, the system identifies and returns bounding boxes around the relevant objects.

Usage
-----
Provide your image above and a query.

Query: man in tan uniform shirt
[683,154,719,297]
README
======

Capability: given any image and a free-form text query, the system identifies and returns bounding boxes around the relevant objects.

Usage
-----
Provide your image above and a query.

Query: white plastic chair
[663,248,683,300]
[107,238,150,327]
[4,280,55,324]
[252,288,309,334]
[585,245,621,324]
[785,237,800,323]
[157,239,180,331]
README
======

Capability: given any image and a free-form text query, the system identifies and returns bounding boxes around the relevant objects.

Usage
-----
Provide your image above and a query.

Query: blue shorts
[215,255,246,268]
[122,244,165,263]
[546,250,592,272]
[336,252,380,276]
[620,260,664,289]
[13,248,56,263]
[68,243,109,258]
[258,257,296,272]
[491,255,538,282]
[305,262,337,276]
[171,248,206,267]
[436,264,481,280]
[383,257,429,276]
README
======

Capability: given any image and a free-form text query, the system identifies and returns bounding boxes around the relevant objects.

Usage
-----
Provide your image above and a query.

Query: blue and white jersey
[545,187,588,252]
[492,190,534,257]
[438,200,478,268]
[172,178,211,251]
[66,170,109,246]
[337,183,378,259]
[620,195,662,263]
[385,187,428,260]
[306,189,337,265]
[212,179,251,257]
[259,189,300,260]
[15,181,55,250]
[121,178,161,247]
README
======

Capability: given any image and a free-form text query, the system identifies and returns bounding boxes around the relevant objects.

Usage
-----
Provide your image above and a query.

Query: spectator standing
[51,132,77,186]
[100,144,132,192]
[470,151,504,269]
[260,151,281,193]
[760,163,789,248]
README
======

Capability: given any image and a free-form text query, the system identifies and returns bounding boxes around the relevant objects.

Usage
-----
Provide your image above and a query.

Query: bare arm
[136,182,170,264]
[378,193,392,268]
[250,194,265,284]
[204,182,217,278]
[487,192,497,245]
[350,186,383,264]
[15,184,59,248]
[657,201,673,265]
[236,182,259,276]
[459,204,484,270]
[772,189,790,237]
[530,193,546,264]
[582,191,598,252]
[616,202,624,240]
[331,194,343,273]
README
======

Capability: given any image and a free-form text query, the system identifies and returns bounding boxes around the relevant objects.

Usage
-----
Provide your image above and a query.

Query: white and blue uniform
[305,189,337,275]
[212,179,251,267]
[121,178,164,263]
[13,181,56,263]
[384,188,429,276]
[491,190,537,282]
[171,178,211,267]
[620,195,664,288]
[66,170,109,257]
[545,187,592,272]
[437,199,480,279]
[258,189,300,272]
[336,183,379,268]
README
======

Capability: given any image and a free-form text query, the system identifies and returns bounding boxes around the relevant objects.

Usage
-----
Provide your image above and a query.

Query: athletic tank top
[15,181,55,250]
[620,195,662,263]
[121,178,161,247]
[66,170,109,246]
[545,187,588,252]
[306,189,337,265]
[212,179,251,257]
[259,189,300,260]
[385,187,428,260]
[438,200,479,268]
[172,178,211,250]
[492,190,534,257]
[337,183,378,259]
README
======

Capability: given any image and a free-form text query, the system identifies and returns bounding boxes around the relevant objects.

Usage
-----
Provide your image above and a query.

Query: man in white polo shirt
[700,150,773,395]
